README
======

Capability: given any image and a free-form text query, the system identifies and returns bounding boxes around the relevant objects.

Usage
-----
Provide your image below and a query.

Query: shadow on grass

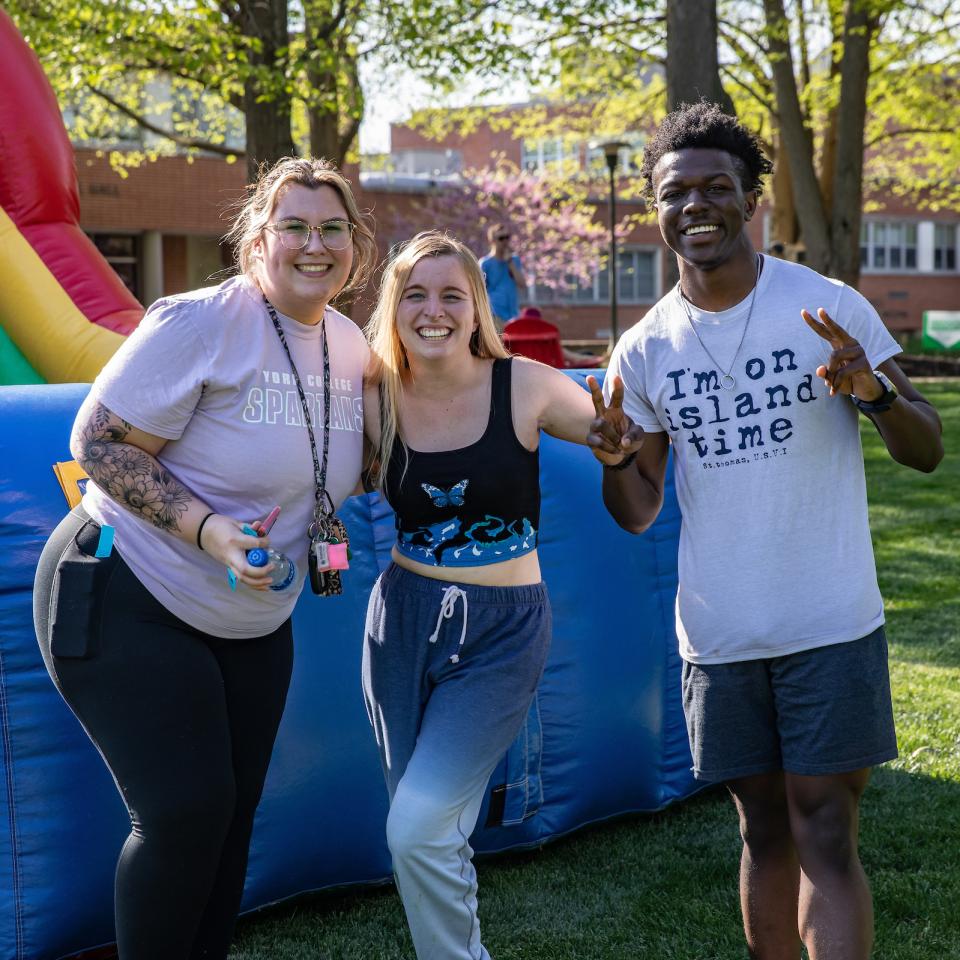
[885,601,960,670]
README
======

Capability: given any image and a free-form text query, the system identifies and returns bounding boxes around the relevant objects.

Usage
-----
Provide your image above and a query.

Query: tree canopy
[7,0,958,288]
[405,0,959,286]
[6,0,520,177]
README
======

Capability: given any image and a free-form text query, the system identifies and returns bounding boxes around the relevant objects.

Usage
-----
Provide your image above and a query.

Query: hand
[585,374,647,466]
[801,308,883,399]
[198,513,275,591]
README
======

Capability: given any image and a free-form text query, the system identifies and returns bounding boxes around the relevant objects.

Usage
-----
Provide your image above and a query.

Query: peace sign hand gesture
[585,374,647,466]
[801,308,884,400]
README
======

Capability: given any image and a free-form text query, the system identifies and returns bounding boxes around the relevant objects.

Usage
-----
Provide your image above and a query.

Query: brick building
[75,149,450,329]
[382,109,960,341]
[74,105,959,343]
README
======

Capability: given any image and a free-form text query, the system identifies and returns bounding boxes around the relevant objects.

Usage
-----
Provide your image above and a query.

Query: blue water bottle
[242,519,296,592]
[246,546,297,591]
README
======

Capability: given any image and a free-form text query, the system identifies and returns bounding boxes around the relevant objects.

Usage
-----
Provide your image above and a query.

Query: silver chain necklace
[677,254,763,391]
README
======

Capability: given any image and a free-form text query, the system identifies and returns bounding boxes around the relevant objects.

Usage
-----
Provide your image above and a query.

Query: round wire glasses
[266,218,355,251]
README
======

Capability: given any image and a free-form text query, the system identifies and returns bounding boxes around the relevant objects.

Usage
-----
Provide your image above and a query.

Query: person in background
[590,101,943,960]
[362,231,638,960]
[33,157,375,960]
[479,222,527,326]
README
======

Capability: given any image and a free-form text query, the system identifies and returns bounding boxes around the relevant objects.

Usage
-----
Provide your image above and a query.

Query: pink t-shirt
[82,275,369,639]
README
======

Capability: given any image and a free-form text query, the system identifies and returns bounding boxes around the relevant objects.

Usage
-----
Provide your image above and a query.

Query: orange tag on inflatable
[53,460,89,508]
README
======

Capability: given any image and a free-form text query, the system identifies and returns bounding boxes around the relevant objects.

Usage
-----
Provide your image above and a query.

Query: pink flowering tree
[402,161,638,297]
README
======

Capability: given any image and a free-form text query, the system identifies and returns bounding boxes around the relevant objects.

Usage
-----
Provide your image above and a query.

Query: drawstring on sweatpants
[427,585,469,663]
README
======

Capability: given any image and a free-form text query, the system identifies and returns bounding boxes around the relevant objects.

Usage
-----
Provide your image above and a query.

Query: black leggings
[34,508,294,960]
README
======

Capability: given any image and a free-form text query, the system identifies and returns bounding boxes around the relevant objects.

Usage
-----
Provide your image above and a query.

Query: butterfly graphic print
[421,480,469,508]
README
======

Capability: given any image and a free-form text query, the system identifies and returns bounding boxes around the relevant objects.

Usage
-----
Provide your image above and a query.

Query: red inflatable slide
[0,9,141,383]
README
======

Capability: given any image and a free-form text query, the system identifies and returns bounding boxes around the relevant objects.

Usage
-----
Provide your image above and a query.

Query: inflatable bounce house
[0,12,140,388]
[0,11,696,959]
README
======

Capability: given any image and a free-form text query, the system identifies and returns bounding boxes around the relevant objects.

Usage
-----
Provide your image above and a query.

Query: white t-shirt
[607,256,900,664]
[82,275,369,639]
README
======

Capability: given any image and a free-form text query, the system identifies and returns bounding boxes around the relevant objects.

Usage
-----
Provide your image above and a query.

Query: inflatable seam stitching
[0,646,25,959]
[651,504,685,807]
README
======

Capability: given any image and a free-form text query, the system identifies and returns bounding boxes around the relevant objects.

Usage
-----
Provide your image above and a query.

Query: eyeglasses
[496,234,511,241]
[265,218,355,251]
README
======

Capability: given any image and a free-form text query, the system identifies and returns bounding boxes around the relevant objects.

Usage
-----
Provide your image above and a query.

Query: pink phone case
[258,506,281,536]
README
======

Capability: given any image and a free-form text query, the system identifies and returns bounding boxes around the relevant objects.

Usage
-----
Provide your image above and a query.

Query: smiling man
[594,102,943,960]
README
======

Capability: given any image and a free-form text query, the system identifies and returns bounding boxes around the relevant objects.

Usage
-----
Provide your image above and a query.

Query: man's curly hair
[640,101,773,204]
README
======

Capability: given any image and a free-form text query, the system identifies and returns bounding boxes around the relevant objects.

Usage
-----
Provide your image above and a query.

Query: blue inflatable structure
[0,379,695,960]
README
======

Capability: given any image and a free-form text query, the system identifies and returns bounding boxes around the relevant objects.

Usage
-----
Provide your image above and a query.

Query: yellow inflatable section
[0,206,126,382]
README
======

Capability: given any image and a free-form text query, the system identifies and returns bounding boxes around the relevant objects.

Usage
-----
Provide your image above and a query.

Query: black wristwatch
[850,371,897,414]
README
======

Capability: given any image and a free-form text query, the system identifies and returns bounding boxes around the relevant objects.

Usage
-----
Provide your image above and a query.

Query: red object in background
[502,312,565,367]
[502,307,603,369]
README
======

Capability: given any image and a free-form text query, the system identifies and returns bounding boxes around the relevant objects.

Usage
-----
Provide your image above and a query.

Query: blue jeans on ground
[362,563,551,960]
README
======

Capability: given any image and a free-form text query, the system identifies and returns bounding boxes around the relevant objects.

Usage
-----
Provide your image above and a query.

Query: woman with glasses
[362,232,641,960]
[33,158,375,960]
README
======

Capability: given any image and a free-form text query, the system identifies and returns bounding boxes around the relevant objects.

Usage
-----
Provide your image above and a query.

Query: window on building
[170,96,245,154]
[605,248,657,302]
[585,132,646,175]
[934,224,957,271]
[63,80,244,153]
[533,248,657,304]
[521,138,572,172]
[62,99,144,147]
[389,148,462,176]
[91,234,141,300]
[860,220,917,271]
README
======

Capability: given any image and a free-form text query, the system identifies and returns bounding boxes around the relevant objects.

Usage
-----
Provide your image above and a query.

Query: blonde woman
[33,158,375,960]
[362,232,640,960]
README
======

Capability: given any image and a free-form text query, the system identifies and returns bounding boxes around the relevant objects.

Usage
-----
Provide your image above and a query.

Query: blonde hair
[223,156,376,300]
[365,231,510,489]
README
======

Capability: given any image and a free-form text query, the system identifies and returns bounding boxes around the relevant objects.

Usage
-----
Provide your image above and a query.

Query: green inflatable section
[0,321,44,384]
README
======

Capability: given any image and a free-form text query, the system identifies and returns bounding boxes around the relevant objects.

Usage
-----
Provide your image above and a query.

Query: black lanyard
[263,295,332,534]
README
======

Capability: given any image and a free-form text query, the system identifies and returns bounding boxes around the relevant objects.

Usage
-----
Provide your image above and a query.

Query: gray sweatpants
[362,563,551,960]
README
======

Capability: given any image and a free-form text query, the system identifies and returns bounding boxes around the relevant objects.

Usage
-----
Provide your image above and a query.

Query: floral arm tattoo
[73,401,193,534]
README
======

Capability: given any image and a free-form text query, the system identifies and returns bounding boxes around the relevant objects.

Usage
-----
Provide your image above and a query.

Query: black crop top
[383,358,541,567]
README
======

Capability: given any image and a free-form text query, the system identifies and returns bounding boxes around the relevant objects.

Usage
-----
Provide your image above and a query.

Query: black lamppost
[591,139,629,350]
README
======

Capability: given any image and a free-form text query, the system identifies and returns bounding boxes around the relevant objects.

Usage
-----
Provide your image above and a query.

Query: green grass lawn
[233,380,959,960]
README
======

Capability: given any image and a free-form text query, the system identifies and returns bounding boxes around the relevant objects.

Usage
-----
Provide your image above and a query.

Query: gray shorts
[681,626,898,782]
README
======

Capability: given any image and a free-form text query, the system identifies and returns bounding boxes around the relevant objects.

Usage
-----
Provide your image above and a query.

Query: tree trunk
[237,0,296,179]
[302,4,363,167]
[769,132,799,251]
[337,50,364,162]
[304,0,341,164]
[762,0,830,273]
[308,70,341,163]
[816,8,843,245]
[666,0,736,113]
[829,0,878,288]
[818,104,839,217]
